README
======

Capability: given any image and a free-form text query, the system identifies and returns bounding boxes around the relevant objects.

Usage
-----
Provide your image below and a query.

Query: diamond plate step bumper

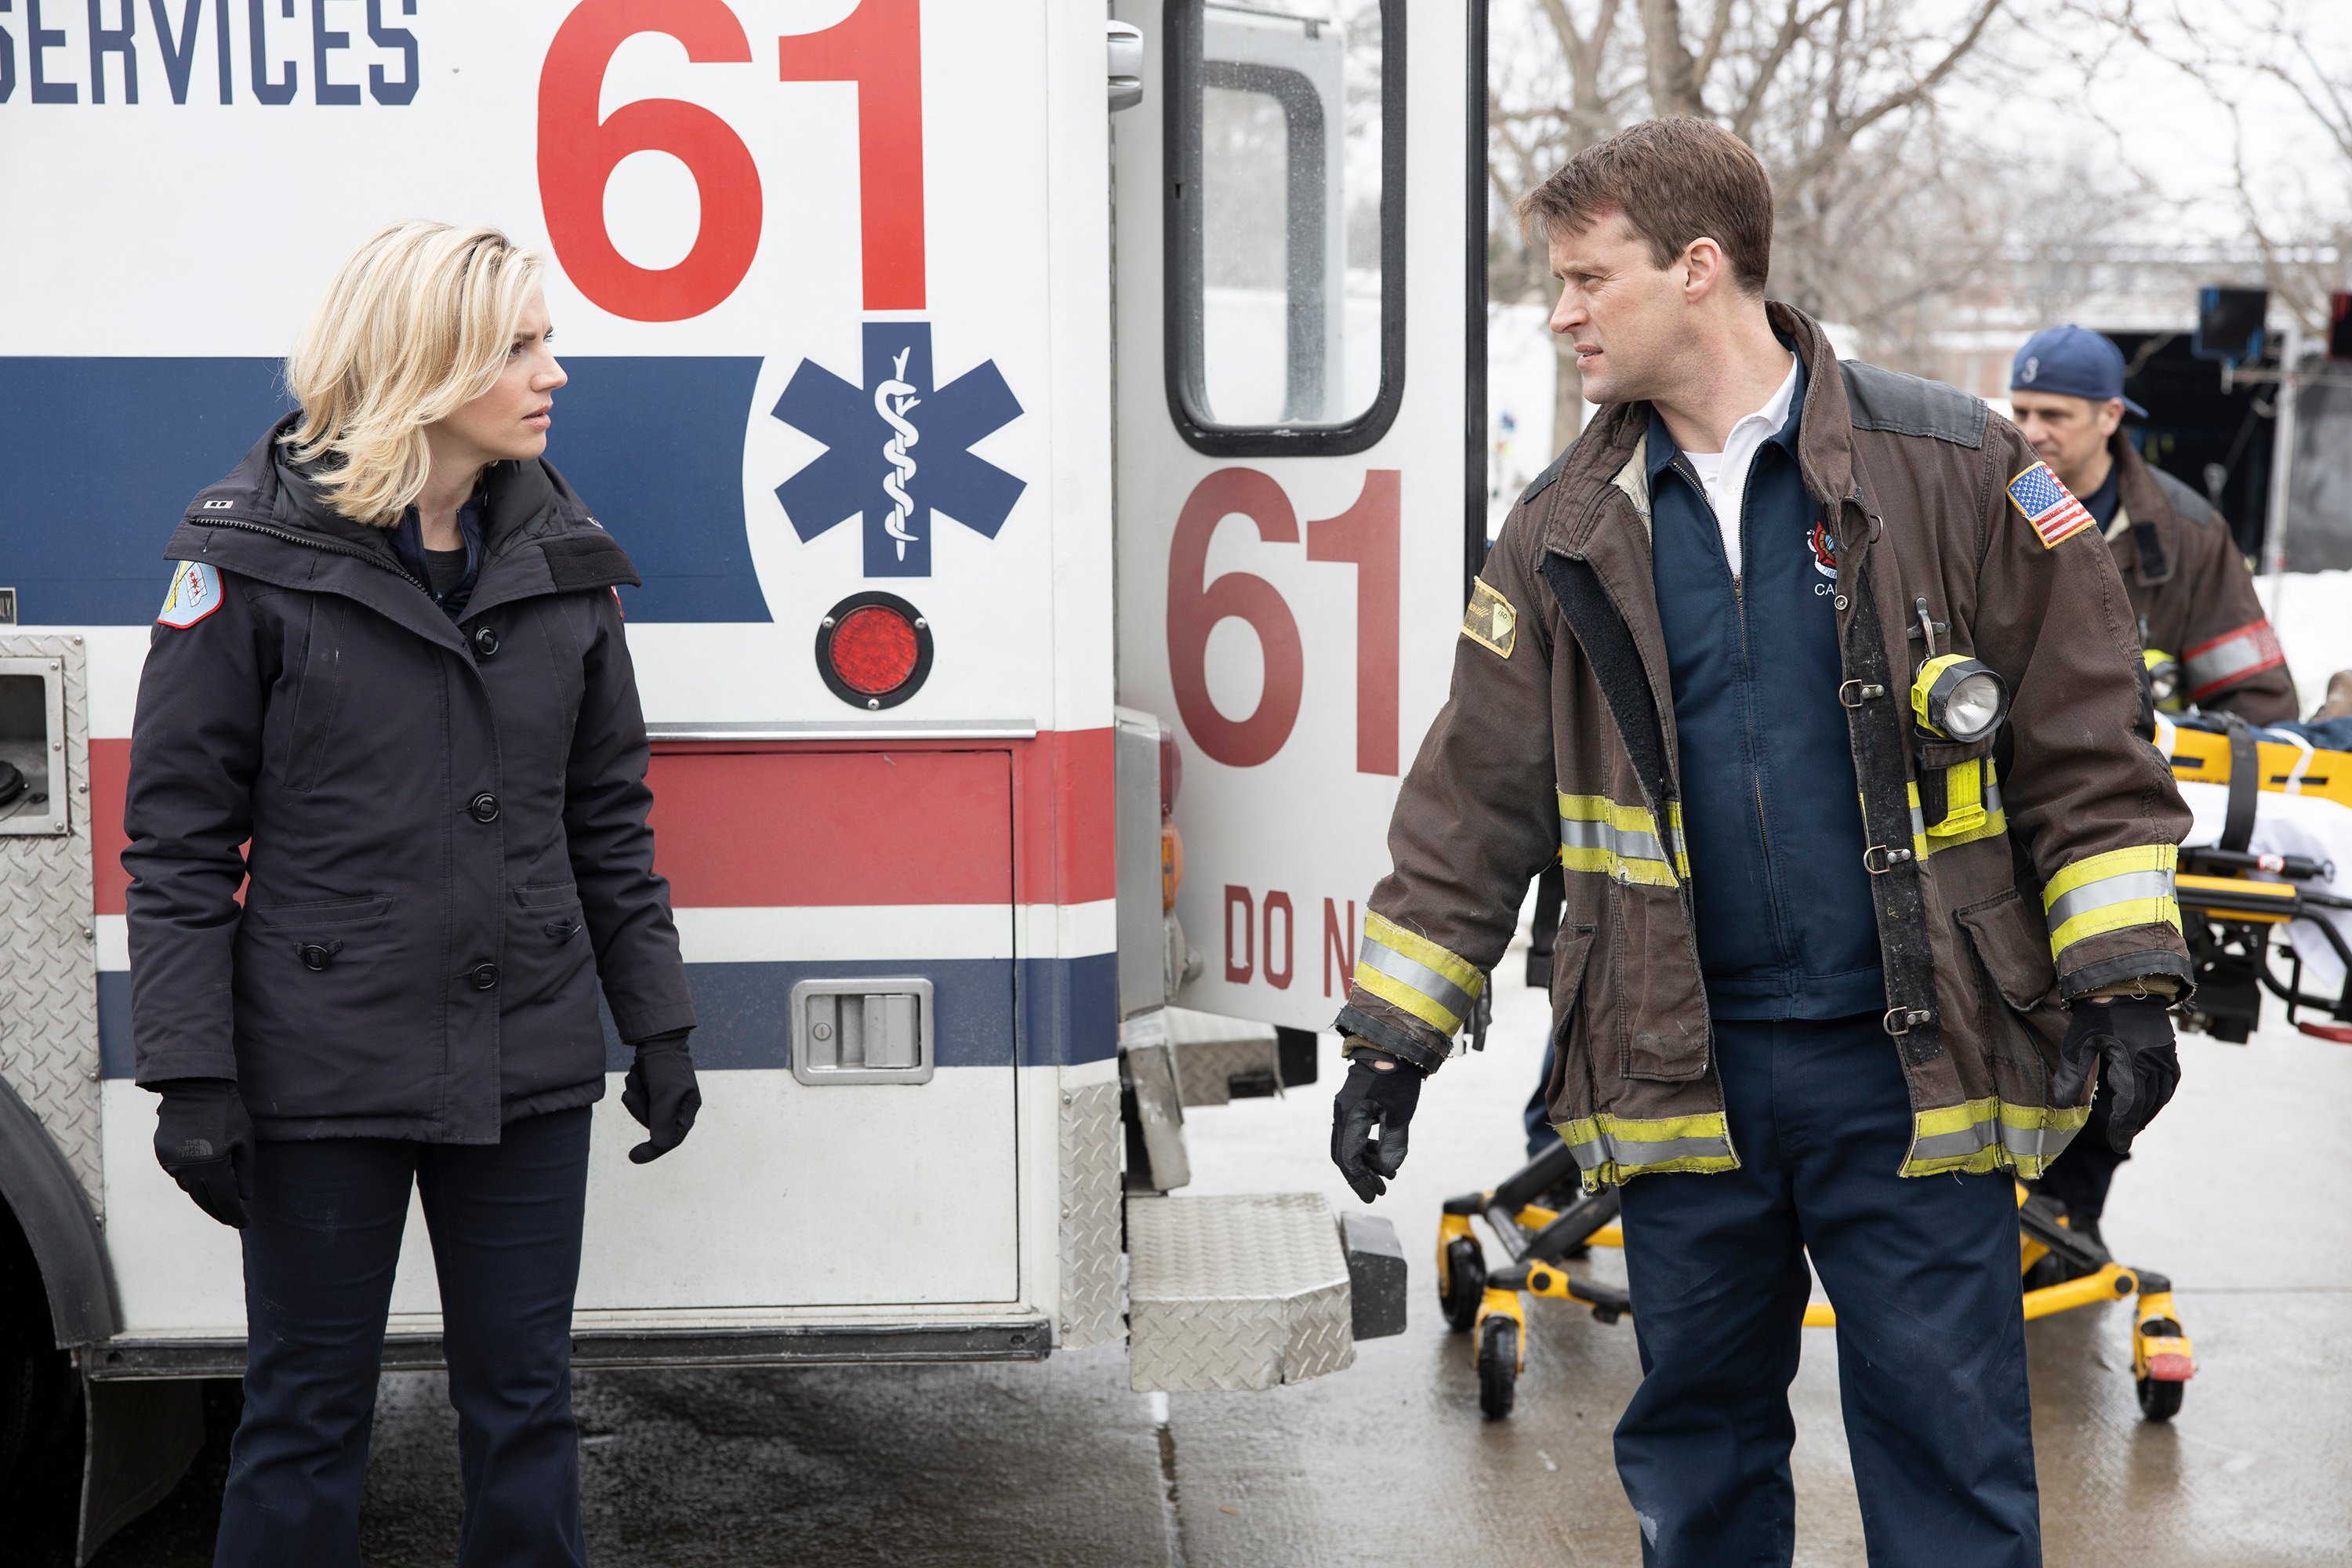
[1126,1191,1367,1392]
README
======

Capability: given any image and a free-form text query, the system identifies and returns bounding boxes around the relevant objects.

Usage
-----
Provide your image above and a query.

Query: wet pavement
[88,966,2352,1566]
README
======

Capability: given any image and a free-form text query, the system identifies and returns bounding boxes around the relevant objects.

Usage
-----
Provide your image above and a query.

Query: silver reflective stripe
[2045,868,2176,931]
[1565,1131,1732,1171]
[1909,1124,1995,1163]
[1559,817,1671,866]
[2185,630,2274,691]
[1912,1116,2079,1165]
[1357,937,1475,1025]
[2002,1120,2075,1163]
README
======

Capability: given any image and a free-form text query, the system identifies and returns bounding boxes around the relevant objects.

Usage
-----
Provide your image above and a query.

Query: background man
[2009,325,2297,722]
[1328,118,2189,1567]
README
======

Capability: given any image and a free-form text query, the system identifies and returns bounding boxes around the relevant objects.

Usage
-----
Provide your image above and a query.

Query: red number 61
[537,0,764,323]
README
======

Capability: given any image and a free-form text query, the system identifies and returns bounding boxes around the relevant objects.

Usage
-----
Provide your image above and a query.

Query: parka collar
[2105,432,2176,585]
[164,416,637,650]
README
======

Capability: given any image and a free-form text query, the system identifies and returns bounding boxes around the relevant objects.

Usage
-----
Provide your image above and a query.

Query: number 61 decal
[1166,469,1399,775]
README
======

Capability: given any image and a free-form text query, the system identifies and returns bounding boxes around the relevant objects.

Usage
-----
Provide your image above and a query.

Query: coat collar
[2106,434,2176,585]
[1542,301,1859,561]
[165,416,634,645]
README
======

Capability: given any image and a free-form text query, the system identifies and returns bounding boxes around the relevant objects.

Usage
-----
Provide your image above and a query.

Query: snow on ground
[2256,568,2352,710]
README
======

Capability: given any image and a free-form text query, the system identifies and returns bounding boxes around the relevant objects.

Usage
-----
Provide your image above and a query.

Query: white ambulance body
[0,1,1485,1552]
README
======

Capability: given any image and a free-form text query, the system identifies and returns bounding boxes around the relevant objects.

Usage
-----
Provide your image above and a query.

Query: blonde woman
[122,222,699,1566]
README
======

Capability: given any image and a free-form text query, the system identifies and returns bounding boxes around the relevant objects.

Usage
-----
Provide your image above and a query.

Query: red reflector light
[2145,1352,2194,1382]
[815,593,935,710]
[830,606,920,695]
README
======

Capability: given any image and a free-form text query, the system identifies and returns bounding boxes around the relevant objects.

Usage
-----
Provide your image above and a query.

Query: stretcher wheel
[1477,1317,1518,1420]
[2136,1375,2183,1421]
[1439,1238,1486,1334]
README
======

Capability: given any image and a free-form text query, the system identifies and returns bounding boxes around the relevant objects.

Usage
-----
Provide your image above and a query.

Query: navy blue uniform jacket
[123,420,695,1142]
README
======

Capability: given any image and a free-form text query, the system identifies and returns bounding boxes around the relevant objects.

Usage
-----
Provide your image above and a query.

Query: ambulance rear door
[1112,1,1486,1030]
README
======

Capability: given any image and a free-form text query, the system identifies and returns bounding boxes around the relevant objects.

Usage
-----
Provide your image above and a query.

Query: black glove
[621,1032,701,1164]
[1330,1051,1424,1203]
[152,1079,255,1229]
[2053,997,2180,1155]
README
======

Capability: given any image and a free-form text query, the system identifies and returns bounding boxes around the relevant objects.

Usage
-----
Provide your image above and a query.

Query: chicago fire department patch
[1808,518,1839,579]
[1461,579,1517,658]
[2007,462,2096,549]
[156,561,223,628]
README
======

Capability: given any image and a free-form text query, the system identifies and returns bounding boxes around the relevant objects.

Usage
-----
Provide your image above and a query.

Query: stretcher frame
[1431,1138,2194,1421]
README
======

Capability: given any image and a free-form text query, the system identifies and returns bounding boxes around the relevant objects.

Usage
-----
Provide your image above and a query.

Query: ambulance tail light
[816,593,934,710]
[1163,818,1185,913]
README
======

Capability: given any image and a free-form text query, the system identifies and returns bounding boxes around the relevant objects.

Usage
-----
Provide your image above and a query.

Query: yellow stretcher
[1436,1152,2194,1422]
[2161,714,2352,1043]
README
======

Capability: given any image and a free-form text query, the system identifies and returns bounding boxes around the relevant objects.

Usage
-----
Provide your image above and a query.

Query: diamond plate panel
[0,635,103,1221]
[1125,1192,1356,1392]
[1057,1076,1123,1350]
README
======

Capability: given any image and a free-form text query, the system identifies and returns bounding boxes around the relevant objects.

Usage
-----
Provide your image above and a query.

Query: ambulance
[0,1,1487,1552]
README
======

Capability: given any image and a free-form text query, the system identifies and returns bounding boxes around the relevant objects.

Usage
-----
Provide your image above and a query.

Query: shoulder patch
[1838,360,1987,449]
[1519,442,1575,506]
[156,561,223,628]
[1461,579,1518,658]
[2007,463,2097,548]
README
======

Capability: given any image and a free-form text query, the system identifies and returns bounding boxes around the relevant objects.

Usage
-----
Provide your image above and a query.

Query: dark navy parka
[1645,351,1885,1021]
[124,419,695,1142]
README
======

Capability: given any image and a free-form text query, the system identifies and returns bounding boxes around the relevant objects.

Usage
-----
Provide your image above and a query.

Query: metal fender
[0,1075,116,1347]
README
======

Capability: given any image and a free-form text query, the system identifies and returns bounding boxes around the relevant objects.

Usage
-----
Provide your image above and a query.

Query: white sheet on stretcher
[2177,779,2352,991]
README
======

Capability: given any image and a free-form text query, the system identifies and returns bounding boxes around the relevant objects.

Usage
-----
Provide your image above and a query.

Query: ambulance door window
[1167,1,1402,454]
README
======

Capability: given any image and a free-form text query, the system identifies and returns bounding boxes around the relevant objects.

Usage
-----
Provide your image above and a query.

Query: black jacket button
[470,963,500,991]
[299,944,333,971]
[473,625,499,657]
[469,792,500,823]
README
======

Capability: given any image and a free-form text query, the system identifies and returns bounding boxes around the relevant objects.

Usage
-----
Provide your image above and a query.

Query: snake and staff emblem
[876,347,921,561]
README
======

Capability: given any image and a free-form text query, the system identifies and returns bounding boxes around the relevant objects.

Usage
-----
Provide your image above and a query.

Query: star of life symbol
[771,323,1025,578]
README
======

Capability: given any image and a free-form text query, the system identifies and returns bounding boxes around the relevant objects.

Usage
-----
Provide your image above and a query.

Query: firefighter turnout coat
[1335,307,2192,1189]
[2106,436,2296,723]
[124,421,695,1143]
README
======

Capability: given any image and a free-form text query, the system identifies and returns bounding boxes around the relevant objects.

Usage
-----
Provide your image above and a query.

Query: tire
[2136,1375,2183,1421]
[1477,1316,1518,1421]
[1439,1238,1486,1334]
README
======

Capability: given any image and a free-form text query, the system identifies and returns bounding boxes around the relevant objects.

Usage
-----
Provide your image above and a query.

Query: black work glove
[621,1032,701,1164]
[2053,997,2180,1155]
[152,1079,255,1229]
[1330,1050,1424,1203]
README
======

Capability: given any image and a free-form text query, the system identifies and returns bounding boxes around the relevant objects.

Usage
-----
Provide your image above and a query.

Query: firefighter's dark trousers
[1613,1012,2040,1568]
[215,1107,592,1568]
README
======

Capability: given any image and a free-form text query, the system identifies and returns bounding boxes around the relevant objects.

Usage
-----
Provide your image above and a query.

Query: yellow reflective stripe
[1353,913,1483,1035]
[2043,844,2181,957]
[1558,792,1682,885]
[1555,1110,1737,1188]
[1903,1097,2091,1179]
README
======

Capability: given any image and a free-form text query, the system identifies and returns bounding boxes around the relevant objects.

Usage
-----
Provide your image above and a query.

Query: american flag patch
[2007,462,2096,548]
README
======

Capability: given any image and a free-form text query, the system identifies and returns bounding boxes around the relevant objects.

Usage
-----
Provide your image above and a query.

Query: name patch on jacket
[1461,579,1517,658]
[156,561,223,628]
[2006,463,2096,549]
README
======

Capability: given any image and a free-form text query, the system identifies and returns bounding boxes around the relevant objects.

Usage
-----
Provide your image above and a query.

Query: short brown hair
[1517,118,1773,293]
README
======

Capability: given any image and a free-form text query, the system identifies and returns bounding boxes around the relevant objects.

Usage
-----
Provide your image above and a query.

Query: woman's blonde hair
[283,221,545,526]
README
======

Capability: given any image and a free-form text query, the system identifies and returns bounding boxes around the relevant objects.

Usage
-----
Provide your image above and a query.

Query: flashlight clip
[1909,597,1947,658]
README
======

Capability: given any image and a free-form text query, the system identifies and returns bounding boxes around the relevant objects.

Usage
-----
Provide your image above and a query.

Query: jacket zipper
[196,514,429,593]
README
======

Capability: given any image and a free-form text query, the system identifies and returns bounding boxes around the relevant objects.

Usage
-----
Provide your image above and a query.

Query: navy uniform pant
[216,1106,592,1568]
[1613,1013,2040,1568]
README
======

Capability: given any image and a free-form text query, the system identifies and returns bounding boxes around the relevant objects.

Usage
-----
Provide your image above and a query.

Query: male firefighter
[2006,325,2288,1255]
[2009,324,2297,723]
[1327,119,2188,1568]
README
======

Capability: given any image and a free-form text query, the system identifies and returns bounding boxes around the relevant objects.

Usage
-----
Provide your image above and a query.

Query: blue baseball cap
[2010,325,2147,417]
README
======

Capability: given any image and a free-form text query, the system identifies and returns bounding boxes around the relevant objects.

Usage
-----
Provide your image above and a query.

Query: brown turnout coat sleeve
[1332,519,1563,1073]
[2109,439,2296,723]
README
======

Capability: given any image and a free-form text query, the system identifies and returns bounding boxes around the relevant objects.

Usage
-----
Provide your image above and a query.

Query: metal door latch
[790,978,935,1085]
